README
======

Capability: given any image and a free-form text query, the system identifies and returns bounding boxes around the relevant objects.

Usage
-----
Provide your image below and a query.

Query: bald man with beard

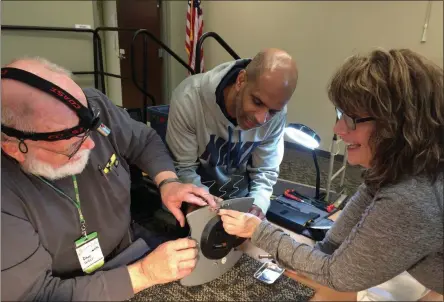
[1,57,218,301]
[166,48,298,219]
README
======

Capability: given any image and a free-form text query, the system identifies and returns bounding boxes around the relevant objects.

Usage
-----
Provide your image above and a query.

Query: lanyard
[37,175,88,237]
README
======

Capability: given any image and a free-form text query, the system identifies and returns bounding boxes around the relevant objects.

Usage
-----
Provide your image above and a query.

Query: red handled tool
[283,189,337,213]
[284,189,304,202]
[326,204,336,213]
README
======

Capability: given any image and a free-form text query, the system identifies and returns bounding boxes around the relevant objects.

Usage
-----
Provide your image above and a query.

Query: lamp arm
[312,150,321,200]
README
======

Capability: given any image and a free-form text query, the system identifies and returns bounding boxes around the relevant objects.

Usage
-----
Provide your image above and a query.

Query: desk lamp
[284,123,321,199]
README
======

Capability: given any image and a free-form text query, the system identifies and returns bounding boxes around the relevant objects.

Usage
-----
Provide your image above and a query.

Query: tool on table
[254,260,285,285]
[258,254,273,259]
[284,189,337,213]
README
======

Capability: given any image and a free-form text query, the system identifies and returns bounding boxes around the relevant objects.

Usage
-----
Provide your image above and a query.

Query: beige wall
[100,0,124,106]
[201,1,443,152]
[1,1,99,88]
[162,1,190,103]
[3,1,442,148]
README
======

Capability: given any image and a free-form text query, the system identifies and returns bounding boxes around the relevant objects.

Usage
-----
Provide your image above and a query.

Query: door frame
[99,1,170,107]
[161,1,171,105]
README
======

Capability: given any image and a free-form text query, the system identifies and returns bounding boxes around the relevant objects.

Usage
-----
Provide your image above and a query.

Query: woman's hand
[218,209,262,238]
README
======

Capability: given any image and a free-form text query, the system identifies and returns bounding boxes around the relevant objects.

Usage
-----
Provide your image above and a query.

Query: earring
[18,139,28,154]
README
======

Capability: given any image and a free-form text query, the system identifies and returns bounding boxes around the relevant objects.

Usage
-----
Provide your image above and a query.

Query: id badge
[75,232,105,274]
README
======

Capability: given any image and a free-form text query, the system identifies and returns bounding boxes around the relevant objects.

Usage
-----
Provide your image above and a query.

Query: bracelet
[158,177,182,189]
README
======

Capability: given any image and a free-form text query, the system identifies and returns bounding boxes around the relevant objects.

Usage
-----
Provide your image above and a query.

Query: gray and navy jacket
[166,59,286,213]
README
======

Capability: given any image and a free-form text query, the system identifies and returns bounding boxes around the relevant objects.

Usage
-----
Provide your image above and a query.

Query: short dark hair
[328,48,443,191]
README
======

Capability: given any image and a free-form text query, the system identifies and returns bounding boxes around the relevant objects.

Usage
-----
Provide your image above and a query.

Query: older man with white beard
[1,57,218,301]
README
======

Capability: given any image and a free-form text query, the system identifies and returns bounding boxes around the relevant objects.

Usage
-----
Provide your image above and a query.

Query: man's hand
[248,204,266,220]
[218,209,262,238]
[128,238,198,293]
[160,182,218,227]
[186,196,224,214]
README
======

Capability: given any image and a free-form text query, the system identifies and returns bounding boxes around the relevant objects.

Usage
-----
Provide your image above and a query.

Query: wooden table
[239,211,358,301]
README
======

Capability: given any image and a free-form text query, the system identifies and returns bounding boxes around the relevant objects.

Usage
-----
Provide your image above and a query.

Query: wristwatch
[158,177,182,189]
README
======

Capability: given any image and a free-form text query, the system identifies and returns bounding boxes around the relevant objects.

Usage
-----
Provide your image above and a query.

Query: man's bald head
[245,48,298,94]
[1,57,95,179]
[1,57,86,135]
[228,49,298,130]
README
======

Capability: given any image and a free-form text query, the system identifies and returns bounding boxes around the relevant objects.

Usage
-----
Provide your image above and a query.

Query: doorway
[116,0,163,109]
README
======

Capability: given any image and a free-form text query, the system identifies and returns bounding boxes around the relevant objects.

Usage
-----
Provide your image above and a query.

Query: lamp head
[285,123,320,150]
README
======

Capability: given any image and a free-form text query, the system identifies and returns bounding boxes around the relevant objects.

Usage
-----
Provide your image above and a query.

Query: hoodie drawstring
[226,127,243,173]
[236,130,242,169]
[227,126,232,173]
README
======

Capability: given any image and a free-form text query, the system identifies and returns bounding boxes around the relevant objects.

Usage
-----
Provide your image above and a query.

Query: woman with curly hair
[218,48,443,300]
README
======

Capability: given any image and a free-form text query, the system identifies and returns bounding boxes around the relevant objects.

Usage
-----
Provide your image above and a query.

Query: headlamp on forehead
[1,67,111,142]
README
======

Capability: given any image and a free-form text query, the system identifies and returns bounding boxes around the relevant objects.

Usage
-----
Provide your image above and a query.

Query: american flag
[185,0,204,74]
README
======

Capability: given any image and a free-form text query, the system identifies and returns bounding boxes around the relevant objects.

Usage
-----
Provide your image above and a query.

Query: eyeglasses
[64,130,92,158]
[335,108,375,130]
[20,129,92,159]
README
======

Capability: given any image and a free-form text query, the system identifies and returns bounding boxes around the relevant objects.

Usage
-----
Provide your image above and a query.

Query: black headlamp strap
[1,67,111,142]
[1,67,93,124]
[1,123,88,141]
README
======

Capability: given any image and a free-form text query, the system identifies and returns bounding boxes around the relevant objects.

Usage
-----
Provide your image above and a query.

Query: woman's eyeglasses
[335,108,375,130]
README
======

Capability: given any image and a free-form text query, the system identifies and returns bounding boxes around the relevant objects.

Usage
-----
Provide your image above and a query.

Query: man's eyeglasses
[20,130,92,159]
[335,108,375,130]
[64,130,92,158]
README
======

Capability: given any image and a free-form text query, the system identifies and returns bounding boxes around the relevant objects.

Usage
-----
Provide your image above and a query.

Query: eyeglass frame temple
[67,131,91,159]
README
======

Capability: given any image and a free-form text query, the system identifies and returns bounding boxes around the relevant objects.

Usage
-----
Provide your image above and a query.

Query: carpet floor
[279,148,363,197]
[130,254,315,301]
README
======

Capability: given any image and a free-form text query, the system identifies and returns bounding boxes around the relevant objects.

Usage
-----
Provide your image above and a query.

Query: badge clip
[97,123,111,137]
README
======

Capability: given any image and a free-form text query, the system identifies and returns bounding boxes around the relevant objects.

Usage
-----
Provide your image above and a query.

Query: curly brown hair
[327,48,443,191]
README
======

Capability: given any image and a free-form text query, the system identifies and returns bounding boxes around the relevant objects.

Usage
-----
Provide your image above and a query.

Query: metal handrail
[131,28,195,79]
[94,27,153,117]
[93,27,150,95]
[2,25,196,124]
[1,25,102,91]
[131,29,195,123]
[93,27,194,123]
[194,32,240,74]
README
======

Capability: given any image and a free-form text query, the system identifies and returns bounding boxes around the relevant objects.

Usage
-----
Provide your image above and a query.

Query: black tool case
[266,195,335,241]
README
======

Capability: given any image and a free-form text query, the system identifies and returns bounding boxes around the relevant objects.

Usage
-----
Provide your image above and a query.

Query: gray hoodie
[166,59,286,213]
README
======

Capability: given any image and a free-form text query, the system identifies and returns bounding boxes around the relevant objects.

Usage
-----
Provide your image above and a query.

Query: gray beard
[21,149,91,180]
